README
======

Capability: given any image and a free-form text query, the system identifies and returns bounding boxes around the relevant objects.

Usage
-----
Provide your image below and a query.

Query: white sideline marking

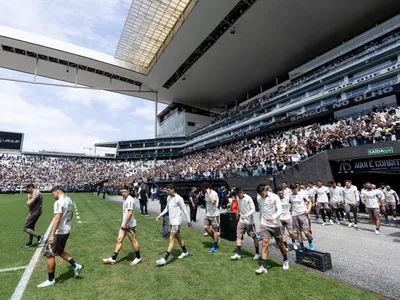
[11,220,54,300]
[78,221,81,224]
[78,221,88,224]
[0,266,27,273]
[76,216,80,220]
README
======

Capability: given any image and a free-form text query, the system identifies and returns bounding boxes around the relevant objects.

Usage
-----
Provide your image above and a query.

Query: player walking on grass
[103,186,141,265]
[22,184,43,248]
[156,184,192,266]
[277,190,298,251]
[289,184,315,251]
[255,184,288,274]
[37,186,82,288]
[361,182,384,235]
[230,187,259,261]
[202,182,220,253]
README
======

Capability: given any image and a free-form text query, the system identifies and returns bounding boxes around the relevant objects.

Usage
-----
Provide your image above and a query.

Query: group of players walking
[21,178,398,287]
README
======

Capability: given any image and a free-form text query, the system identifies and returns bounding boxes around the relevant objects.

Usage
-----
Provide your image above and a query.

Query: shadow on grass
[55,266,83,283]
[117,252,137,263]
[202,241,214,249]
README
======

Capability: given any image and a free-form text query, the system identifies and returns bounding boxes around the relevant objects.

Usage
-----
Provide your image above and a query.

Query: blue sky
[0,0,166,154]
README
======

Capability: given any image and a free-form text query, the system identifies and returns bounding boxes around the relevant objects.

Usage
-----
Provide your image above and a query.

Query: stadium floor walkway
[106,196,400,299]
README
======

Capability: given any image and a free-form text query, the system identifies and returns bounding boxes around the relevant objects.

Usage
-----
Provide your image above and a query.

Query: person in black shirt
[159,189,169,239]
[139,184,149,216]
[189,187,199,222]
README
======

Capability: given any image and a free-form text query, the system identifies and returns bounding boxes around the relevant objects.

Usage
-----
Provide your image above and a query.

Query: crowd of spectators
[1,106,399,190]
[0,156,137,191]
[131,106,400,182]
[190,28,400,136]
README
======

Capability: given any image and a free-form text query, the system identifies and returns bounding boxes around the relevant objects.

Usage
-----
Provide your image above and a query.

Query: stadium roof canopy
[1,0,400,111]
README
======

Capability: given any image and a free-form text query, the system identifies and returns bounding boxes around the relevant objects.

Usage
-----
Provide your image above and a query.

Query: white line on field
[0,266,27,273]
[11,220,54,300]
[76,216,80,219]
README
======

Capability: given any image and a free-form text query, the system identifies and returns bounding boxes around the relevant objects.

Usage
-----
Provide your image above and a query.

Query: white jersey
[122,195,136,227]
[54,196,73,234]
[377,189,385,201]
[342,185,360,204]
[329,186,343,203]
[280,196,291,221]
[383,190,399,203]
[299,189,310,198]
[307,186,316,201]
[315,186,330,203]
[205,190,219,217]
[361,190,382,208]
[283,188,292,197]
[257,192,282,228]
[237,194,255,225]
[289,193,310,217]
[159,193,190,226]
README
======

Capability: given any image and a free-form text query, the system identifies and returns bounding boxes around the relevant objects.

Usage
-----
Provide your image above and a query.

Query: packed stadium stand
[2,17,400,191]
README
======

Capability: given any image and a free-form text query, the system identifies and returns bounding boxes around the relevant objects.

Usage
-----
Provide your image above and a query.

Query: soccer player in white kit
[342,180,360,228]
[328,181,344,224]
[103,186,141,265]
[202,182,220,253]
[230,187,259,261]
[360,182,384,235]
[314,180,333,225]
[37,186,83,288]
[156,184,192,265]
[383,185,399,223]
[289,184,315,251]
[277,190,298,250]
[255,184,288,274]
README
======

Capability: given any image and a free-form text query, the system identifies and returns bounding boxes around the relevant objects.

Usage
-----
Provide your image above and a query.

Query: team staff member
[22,184,43,248]
[361,182,384,235]
[189,187,199,222]
[37,186,82,288]
[159,188,169,239]
[202,182,220,253]
[230,187,259,261]
[256,184,288,274]
[103,186,141,265]
[156,184,192,265]
[139,184,149,216]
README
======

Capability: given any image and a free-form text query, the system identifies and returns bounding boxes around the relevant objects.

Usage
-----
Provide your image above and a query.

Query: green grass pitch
[0,193,382,300]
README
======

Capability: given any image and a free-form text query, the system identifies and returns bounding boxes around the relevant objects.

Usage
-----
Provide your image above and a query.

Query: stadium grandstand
[1,1,400,299]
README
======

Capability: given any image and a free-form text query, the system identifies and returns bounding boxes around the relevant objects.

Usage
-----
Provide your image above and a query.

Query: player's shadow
[117,252,137,263]
[387,231,400,238]
[202,241,214,249]
[56,267,82,283]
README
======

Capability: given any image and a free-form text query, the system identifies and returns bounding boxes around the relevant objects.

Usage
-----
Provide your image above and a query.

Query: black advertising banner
[0,131,24,151]
[337,156,400,173]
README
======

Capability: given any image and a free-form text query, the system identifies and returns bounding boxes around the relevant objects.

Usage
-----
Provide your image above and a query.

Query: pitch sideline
[10,220,54,300]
